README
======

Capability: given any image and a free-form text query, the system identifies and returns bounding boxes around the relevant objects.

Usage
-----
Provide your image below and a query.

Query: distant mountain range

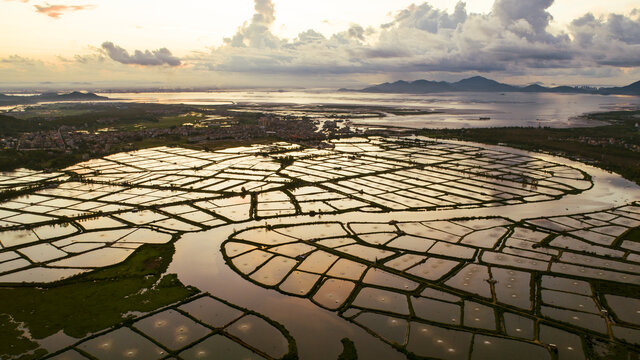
[341,76,640,95]
[0,92,108,106]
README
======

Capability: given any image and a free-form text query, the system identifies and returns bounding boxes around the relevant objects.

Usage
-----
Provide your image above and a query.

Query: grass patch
[0,243,199,359]
[337,338,358,360]
[0,149,86,172]
[623,227,640,242]
[117,114,202,130]
[584,336,640,360]
[0,314,46,360]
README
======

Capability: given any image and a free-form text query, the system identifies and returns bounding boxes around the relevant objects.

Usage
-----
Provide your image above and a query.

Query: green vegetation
[1,102,638,188]
[1,103,182,135]
[0,101,284,171]
[420,110,640,185]
[275,156,296,168]
[118,113,205,130]
[337,338,358,360]
[593,279,640,301]
[0,243,199,359]
[0,92,107,107]
[623,228,640,242]
[0,314,45,360]
[9,106,92,119]
[0,102,266,136]
[584,336,640,360]
[108,135,190,153]
[0,149,86,171]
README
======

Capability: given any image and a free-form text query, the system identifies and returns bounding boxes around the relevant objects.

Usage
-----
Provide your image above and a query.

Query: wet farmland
[0,137,639,359]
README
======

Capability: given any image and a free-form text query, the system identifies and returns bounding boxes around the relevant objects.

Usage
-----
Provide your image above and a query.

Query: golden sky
[1,0,639,89]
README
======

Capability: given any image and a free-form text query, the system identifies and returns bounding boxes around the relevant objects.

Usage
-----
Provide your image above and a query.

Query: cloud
[569,11,640,67]
[383,2,467,32]
[0,52,193,90]
[187,0,640,78]
[34,4,95,18]
[492,0,553,36]
[224,0,282,48]
[101,42,181,66]
[0,55,40,66]
[5,0,640,88]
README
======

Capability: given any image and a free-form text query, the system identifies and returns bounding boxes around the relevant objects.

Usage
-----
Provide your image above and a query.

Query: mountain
[0,91,109,105]
[600,80,640,95]
[451,76,517,92]
[622,80,640,94]
[520,84,548,92]
[347,77,640,96]
[356,76,521,94]
[359,80,454,93]
[40,91,107,101]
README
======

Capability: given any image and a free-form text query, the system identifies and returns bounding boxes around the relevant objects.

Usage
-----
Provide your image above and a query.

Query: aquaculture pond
[0,137,639,359]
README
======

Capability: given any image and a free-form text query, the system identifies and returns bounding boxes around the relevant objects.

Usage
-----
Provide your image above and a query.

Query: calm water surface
[102,90,640,129]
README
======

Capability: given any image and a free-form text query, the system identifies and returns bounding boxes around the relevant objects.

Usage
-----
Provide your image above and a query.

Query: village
[0,116,352,156]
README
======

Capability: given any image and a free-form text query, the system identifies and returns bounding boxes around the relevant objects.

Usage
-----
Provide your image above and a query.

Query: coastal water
[100,90,640,129]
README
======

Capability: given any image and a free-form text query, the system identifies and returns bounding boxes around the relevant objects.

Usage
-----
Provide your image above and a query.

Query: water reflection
[100,91,640,129]
[0,137,602,284]
[0,137,638,359]
[61,294,297,360]
[215,204,640,358]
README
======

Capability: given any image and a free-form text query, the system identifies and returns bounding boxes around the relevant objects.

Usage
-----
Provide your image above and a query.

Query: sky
[1,0,640,90]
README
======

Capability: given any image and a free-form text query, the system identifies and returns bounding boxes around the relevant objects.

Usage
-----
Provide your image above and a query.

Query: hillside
[346,77,640,95]
[0,92,109,106]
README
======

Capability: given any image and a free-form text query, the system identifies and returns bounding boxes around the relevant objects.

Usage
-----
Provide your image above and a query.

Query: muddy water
[169,223,405,359]
[168,138,640,359]
[0,135,636,358]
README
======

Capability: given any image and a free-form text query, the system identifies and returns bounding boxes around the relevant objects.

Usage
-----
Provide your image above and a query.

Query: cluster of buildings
[0,116,353,156]
[576,136,640,153]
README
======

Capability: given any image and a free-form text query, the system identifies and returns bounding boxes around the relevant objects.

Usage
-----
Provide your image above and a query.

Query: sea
[98,90,640,129]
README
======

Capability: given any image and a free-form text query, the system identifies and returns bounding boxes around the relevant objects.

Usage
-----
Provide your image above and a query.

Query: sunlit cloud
[33,3,95,18]
[2,0,640,88]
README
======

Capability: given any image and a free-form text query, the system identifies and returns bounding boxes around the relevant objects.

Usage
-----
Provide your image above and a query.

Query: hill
[0,92,109,106]
[347,77,640,95]
[600,80,640,95]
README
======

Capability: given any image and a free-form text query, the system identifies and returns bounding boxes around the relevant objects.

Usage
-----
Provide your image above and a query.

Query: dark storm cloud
[101,42,181,67]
